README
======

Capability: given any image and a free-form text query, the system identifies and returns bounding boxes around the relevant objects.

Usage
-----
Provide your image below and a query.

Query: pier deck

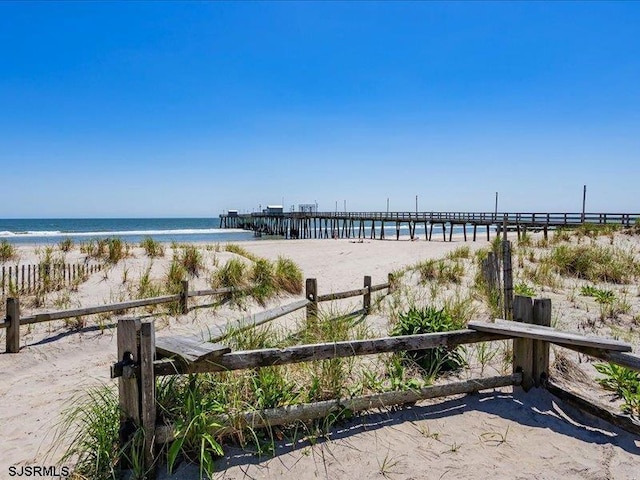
[220,211,639,241]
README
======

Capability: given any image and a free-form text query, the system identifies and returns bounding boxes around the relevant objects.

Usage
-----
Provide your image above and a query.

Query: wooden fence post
[6,297,20,353]
[512,295,534,391]
[140,321,156,475]
[305,278,318,320]
[363,275,372,313]
[532,298,552,387]
[388,273,396,294]
[502,240,513,320]
[117,318,141,456]
[180,280,189,314]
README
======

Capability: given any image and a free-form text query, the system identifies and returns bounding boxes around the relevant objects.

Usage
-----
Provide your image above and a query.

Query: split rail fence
[2,274,392,354]
[109,289,640,476]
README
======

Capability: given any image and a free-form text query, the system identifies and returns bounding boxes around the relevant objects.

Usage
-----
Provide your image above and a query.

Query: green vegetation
[273,256,303,294]
[0,239,17,262]
[390,306,466,377]
[140,237,164,258]
[211,257,249,291]
[178,245,203,277]
[57,386,132,480]
[58,238,74,252]
[415,258,464,285]
[514,283,536,298]
[225,243,259,262]
[580,285,615,304]
[250,258,276,305]
[594,363,640,416]
[543,244,639,284]
[79,237,130,264]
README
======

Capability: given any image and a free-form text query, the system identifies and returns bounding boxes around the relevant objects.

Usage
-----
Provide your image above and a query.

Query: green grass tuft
[274,256,303,294]
[0,239,17,262]
[140,237,165,258]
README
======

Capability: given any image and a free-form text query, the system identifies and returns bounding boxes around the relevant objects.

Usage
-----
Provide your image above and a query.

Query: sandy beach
[1,234,639,479]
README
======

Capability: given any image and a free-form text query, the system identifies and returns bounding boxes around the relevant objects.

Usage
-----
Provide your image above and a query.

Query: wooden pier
[220,211,639,242]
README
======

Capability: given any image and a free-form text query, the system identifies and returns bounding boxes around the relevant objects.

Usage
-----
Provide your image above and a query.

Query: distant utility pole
[581,185,587,223]
[494,192,498,220]
[415,195,418,214]
[387,197,389,214]
[335,201,338,213]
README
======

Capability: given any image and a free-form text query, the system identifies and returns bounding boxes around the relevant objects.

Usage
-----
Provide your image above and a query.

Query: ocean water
[0,218,255,245]
[0,217,487,245]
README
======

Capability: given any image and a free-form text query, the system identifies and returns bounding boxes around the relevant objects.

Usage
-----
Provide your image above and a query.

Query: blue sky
[1,1,639,217]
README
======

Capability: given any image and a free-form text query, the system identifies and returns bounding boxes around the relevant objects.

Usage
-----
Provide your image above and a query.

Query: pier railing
[226,211,639,225]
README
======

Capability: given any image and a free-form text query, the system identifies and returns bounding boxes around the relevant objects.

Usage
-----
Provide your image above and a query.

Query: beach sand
[1,235,638,479]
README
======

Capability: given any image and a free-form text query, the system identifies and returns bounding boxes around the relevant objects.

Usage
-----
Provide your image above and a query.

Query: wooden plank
[20,294,182,325]
[153,330,506,376]
[306,278,317,319]
[363,275,371,313]
[117,318,141,448]
[546,381,640,437]
[370,282,390,293]
[557,344,640,373]
[468,320,632,352]
[512,296,534,391]
[180,279,189,314]
[139,322,156,473]
[207,298,311,342]
[156,336,230,363]
[6,297,20,353]
[155,373,522,444]
[502,240,513,320]
[317,287,369,302]
[532,298,551,387]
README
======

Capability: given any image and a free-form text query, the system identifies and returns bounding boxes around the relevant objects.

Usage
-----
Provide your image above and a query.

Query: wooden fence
[1,262,103,296]
[1,274,391,354]
[109,293,640,475]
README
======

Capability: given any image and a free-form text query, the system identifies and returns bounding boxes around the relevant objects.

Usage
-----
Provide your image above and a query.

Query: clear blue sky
[1,1,639,217]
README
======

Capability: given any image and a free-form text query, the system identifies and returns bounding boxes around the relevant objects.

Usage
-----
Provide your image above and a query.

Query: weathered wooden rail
[110,292,640,475]
[1,262,103,296]
[1,281,251,353]
[220,211,640,242]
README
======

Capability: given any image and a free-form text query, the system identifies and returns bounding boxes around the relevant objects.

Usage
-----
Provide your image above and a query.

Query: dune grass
[0,239,17,262]
[542,243,639,284]
[140,237,164,258]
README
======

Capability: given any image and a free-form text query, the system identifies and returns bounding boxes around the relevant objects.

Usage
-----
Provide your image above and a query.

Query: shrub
[390,306,466,377]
